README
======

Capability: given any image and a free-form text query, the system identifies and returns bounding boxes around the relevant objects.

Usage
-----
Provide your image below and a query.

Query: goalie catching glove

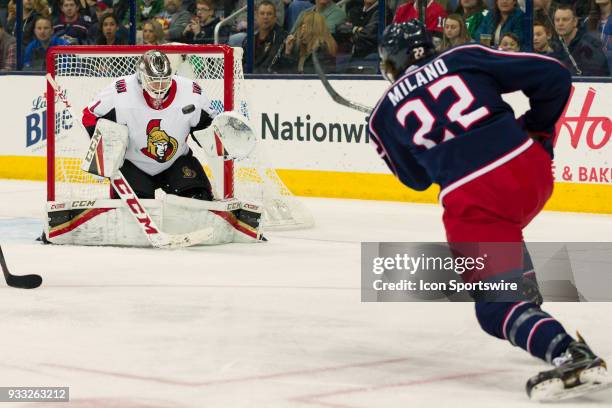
[192,111,256,160]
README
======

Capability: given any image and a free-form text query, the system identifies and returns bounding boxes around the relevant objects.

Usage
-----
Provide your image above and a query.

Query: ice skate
[526,333,611,401]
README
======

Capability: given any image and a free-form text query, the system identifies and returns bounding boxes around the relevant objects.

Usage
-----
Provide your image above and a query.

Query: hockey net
[46,45,313,230]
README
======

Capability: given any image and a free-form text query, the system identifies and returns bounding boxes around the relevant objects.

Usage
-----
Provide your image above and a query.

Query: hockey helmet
[379,20,436,82]
[136,50,173,107]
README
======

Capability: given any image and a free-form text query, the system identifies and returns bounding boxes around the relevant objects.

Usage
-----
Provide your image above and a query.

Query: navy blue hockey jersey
[368,44,571,201]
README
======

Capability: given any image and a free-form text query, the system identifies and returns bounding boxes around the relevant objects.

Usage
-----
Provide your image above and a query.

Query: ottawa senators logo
[182,166,196,178]
[141,119,178,163]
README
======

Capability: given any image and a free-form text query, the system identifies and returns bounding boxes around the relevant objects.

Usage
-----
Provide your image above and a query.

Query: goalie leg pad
[158,152,213,201]
[45,197,263,246]
[81,118,129,178]
[162,194,262,243]
[46,199,160,247]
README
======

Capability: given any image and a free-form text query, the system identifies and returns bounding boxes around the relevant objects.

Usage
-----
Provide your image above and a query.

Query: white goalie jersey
[82,74,217,176]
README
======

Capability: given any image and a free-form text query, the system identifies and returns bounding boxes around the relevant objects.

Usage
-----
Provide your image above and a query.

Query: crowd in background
[0,0,609,75]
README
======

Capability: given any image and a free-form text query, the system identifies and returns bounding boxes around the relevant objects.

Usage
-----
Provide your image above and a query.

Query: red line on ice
[292,368,513,408]
[42,357,411,387]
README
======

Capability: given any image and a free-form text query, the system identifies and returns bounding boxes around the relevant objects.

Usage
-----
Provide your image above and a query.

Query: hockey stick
[46,74,213,249]
[0,245,42,289]
[109,173,213,248]
[311,51,373,114]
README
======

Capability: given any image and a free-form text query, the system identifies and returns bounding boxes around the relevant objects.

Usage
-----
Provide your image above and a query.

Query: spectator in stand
[285,0,312,31]
[474,0,526,49]
[112,0,130,23]
[95,11,124,44]
[242,0,287,73]
[183,0,228,44]
[554,4,610,74]
[87,1,127,43]
[436,0,455,13]
[582,0,611,67]
[583,0,610,36]
[49,0,96,21]
[533,19,558,53]
[439,13,471,50]
[336,0,382,59]
[0,18,16,70]
[227,0,287,47]
[87,1,106,38]
[222,0,285,29]
[139,0,163,26]
[141,18,165,43]
[53,0,91,44]
[534,0,558,32]
[557,0,589,20]
[280,11,337,73]
[226,0,247,46]
[157,0,191,41]
[498,31,520,49]
[276,0,287,25]
[291,0,346,35]
[182,0,195,13]
[93,0,111,19]
[454,0,489,38]
[78,0,98,22]
[24,15,68,69]
[393,0,448,39]
[7,0,50,50]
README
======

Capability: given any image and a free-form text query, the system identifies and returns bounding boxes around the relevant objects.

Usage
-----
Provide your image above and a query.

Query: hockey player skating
[368,20,609,401]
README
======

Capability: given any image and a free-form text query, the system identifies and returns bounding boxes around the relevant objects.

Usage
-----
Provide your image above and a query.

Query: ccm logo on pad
[112,178,159,234]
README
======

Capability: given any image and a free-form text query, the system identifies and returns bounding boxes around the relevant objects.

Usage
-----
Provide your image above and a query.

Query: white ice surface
[0,179,611,408]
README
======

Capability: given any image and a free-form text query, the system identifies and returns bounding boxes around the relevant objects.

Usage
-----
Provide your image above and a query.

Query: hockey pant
[118,150,213,200]
[441,142,573,362]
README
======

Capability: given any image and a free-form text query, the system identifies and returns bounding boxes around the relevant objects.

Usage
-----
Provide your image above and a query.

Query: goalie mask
[137,50,173,108]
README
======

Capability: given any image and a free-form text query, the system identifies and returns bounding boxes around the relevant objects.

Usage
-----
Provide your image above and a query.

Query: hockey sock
[475,302,574,363]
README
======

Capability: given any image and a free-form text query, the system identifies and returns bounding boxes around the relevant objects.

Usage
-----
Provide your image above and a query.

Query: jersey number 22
[395,75,490,149]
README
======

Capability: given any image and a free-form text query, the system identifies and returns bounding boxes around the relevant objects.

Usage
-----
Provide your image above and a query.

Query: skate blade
[530,367,612,402]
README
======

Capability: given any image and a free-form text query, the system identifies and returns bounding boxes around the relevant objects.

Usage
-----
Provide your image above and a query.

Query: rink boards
[0,75,610,214]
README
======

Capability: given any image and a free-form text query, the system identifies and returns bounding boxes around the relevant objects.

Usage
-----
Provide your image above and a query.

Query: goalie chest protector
[86,74,216,176]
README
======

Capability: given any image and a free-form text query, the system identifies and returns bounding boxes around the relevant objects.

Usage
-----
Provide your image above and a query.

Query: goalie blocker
[45,117,264,247]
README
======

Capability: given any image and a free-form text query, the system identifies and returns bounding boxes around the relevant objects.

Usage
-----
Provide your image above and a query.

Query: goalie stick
[46,74,213,249]
[0,245,42,289]
[311,51,373,114]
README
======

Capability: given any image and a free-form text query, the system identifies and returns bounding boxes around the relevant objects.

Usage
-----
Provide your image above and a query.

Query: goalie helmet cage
[46,44,313,230]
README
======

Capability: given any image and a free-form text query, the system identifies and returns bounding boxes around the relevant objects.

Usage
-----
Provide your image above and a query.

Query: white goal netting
[47,45,313,230]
